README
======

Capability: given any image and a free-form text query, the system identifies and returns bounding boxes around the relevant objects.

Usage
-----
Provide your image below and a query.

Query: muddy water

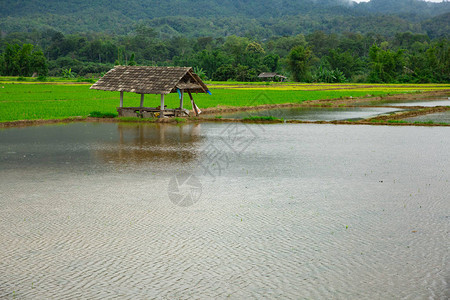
[0,122,449,299]
[219,106,403,121]
[386,99,450,107]
[404,110,450,123]
[360,97,450,107]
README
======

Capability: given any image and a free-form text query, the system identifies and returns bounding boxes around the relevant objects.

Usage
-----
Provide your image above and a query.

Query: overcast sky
[353,0,444,2]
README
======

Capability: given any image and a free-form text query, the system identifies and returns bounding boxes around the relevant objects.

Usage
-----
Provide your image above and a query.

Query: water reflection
[95,123,203,164]
[219,106,403,121]
[358,97,450,107]
[0,122,204,171]
[0,122,449,299]
[404,110,450,123]
[385,99,450,107]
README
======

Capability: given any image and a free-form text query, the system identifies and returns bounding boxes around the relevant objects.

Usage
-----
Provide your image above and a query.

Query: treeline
[0,28,448,83]
[0,44,48,77]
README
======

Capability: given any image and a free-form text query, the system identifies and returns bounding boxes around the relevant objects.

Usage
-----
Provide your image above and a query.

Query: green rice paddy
[0,77,449,122]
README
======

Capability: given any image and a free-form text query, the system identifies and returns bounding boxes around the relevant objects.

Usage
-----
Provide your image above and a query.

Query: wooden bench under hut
[90,66,211,118]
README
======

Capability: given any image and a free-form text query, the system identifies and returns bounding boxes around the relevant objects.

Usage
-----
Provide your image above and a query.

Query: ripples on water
[383,98,450,108]
[358,97,450,108]
[0,122,449,299]
[218,106,403,121]
[404,110,450,123]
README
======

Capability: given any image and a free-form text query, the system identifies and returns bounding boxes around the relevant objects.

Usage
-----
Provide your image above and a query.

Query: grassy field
[207,81,450,91]
[1,77,449,122]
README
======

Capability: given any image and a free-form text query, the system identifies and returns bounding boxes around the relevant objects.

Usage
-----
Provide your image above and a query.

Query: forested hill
[1,0,449,37]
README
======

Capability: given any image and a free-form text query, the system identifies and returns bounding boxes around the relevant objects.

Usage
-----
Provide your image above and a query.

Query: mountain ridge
[0,0,448,37]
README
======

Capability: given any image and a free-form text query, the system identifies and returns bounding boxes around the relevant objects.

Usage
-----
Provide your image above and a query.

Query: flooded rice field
[0,122,449,299]
[404,110,450,124]
[219,106,403,121]
[386,99,450,107]
[359,97,450,107]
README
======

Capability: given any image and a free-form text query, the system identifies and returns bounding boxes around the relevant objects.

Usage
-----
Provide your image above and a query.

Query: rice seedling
[1,80,448,122]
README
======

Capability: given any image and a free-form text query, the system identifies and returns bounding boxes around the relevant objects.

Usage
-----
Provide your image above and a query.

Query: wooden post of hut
[160,94,165,118]
[90,66,211,118]
[179,90,184,109]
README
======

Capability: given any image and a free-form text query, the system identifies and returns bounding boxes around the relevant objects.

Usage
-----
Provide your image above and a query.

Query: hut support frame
[116,91,191,118]
[187,91,199,116]
[160,94,165,118]
[179,90,184,109]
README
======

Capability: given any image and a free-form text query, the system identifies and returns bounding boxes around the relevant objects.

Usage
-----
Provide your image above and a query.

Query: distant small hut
[90,66,210,118]
[258,72,287,82]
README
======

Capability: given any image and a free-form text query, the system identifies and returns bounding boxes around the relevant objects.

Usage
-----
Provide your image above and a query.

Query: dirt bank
[0,117,86,128]
[367,106,450,121]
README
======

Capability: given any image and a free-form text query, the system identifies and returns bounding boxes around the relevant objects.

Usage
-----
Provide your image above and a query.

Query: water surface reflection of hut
[96,123,203,164]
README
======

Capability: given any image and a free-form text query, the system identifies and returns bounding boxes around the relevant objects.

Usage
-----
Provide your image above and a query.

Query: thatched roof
[90,66,209,95]
[258,72,277,78]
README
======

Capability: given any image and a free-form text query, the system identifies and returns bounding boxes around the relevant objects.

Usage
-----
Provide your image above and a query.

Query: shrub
[89,111,117,118]
[243,116,283,122]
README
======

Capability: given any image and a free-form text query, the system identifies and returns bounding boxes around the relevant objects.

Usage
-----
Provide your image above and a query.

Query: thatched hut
[90,66,210,118]
[258,72,287,82]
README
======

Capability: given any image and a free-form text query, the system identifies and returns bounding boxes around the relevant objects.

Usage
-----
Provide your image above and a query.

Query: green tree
[234,64,256,82]
[407,40,450,83]
[193,66,207,80]
[17,44,34,76]
[223,36,250,65]
[266,34,306,57]
[313,65,346,83]
[213,64,236,81]
[326,49,361,79]
[1,44,21,75]
[0,43,48,76]
[242,42,265,70]
[262,54,279,72]
[31,50,48,76]
[287,46,313,82]
[245,42,265,55]
[62,68,75,78]
[306,31,338,57]
[368,44,405,83]
[190,50,232,78]
[128,53,136,66]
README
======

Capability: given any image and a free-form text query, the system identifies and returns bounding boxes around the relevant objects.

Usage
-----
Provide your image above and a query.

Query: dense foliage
[0,0,449,38]
[1,28,448,83]
[0,0,448,83]
[0,44,48,77]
